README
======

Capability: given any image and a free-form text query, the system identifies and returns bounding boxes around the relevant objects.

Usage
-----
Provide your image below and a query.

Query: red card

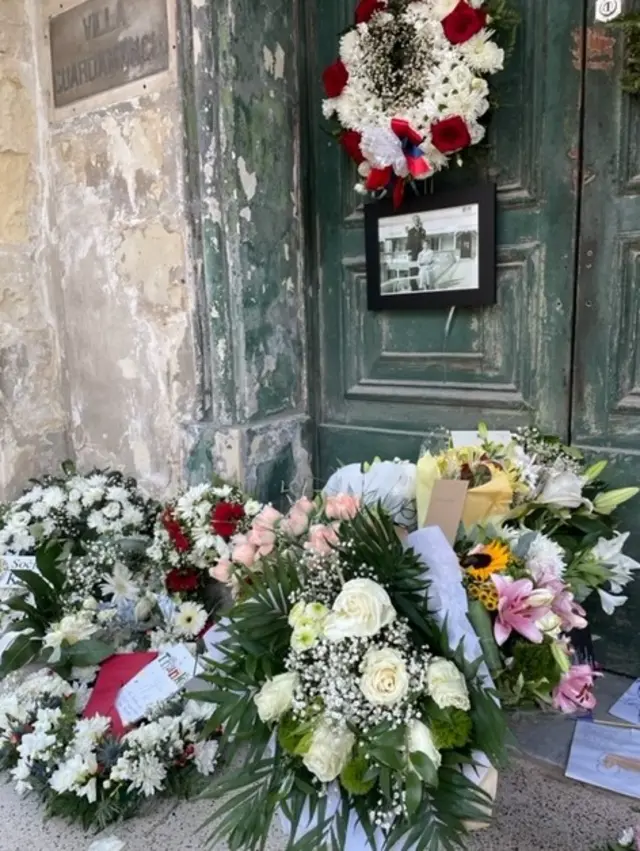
[83,652,158,737]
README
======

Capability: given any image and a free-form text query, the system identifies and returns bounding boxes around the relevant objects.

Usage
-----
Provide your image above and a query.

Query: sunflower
[461,540,510,582]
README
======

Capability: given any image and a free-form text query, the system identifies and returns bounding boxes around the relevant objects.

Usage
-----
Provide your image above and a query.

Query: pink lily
[534,571,588,632]
[552,664,599,714]
[492,575,551,646]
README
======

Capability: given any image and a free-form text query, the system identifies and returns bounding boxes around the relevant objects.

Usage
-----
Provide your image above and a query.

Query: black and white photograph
[364,184,496,311]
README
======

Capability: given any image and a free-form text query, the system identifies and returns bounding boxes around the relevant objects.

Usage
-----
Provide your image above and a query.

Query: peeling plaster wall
[185,0,313,503]
[0,0,69,499]
[41,0,199,496]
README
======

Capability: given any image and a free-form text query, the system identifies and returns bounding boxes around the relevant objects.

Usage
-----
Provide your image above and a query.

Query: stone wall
[0,0,312,504]
[0,0,69,498]
[43,0,199,496]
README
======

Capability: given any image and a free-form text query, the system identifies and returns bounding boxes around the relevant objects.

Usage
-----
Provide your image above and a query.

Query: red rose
[211,501,245,539]
[441,1,487,45]
[355,0,385,24]
[165,567,200,593]
[162,508,191,552]
[431,115,472,153]
[339,130,365,164]
[322,59,348,98]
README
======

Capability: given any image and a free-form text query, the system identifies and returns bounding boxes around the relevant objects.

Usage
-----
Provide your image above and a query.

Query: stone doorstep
[509,672,637,790]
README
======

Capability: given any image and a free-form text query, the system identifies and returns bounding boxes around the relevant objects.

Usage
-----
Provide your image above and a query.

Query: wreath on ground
[0,668,218,831]
[322,0,511,206]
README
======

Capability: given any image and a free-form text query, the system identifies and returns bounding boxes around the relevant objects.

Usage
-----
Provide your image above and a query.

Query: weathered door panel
[308,1,584,481]
[572,4,640,673]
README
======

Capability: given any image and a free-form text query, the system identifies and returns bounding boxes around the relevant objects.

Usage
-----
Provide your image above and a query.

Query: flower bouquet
[197,504,507,850]
[456,526,599,711]
[0,465,159,556]
[511,427,640,615]
[0,667,218,830]
[0,538,214,679]
[416,440,532,530]
[146,481,261,612]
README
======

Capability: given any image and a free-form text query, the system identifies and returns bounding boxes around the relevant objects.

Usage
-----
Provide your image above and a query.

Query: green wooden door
[306,1,640,673]
[571,2,640,673]
[308,1,583,469]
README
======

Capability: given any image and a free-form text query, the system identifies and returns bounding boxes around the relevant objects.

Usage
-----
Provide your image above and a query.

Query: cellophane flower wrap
[197,501,506,851]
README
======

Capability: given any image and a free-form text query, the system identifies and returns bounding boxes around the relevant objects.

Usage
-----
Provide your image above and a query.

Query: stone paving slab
[0,753,639,851]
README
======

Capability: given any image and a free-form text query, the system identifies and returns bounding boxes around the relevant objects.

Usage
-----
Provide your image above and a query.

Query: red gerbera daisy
[211,501,245,539]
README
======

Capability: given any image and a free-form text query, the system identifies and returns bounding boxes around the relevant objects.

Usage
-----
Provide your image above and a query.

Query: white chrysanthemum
[325,0,499,177]
[176,484,211,521]
[173,602,208,637]
[101,562,139,604]
[459,30,505,74]
[194,740,219,775]
[129,753,167,796]
[525,534,566,582]
[244,499,262,517]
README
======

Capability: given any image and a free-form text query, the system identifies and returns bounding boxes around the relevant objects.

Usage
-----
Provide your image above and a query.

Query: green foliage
[486,0,520,59]
[609,13,640,96]
[425,703,473,752]
[195,508,508,851]
[340,754,375,796]
[511,640,562,689]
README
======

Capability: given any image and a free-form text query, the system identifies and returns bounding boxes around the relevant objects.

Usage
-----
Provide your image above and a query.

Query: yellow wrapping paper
[416,453,513,530]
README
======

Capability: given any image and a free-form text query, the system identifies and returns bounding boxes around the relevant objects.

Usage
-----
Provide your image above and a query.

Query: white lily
[597,588,628,616]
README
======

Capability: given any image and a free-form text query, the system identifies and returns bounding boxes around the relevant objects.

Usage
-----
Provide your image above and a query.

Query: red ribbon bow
[365,119,431,208]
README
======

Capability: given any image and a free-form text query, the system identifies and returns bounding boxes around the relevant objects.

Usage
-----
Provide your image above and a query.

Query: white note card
[609,679,640,726]
[115,644,204,726]
[0,555,37,589]
[566,720,640,800]
[450,430,512,448]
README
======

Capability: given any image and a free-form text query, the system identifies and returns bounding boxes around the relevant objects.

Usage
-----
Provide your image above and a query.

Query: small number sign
[595,0,623,23]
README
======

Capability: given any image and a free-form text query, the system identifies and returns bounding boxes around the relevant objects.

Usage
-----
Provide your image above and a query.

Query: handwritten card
[609,680,640,726]
[424,479,469,544]
[566,720,640,799]
[0,555,37,588]
[450,430,512,448]
[115,644,204,725]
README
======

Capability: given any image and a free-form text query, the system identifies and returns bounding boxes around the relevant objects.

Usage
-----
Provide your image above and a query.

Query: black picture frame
[364,183,496,311]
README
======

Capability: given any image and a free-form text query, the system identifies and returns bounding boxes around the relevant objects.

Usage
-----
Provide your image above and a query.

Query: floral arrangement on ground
[0,667,218,831]
[198,503,507,851]
[323,0,514,205]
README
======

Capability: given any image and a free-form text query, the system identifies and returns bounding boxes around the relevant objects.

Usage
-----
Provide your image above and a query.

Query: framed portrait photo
[364,183,496,311]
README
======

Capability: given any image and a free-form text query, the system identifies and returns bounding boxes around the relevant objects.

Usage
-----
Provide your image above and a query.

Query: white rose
[538,472,584,508]
[324,578,396,641]
[254,672,297,723]
[407,720,442,778]
[360,648,409,706]
[302,721,355,783]
[426,658,470,711]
